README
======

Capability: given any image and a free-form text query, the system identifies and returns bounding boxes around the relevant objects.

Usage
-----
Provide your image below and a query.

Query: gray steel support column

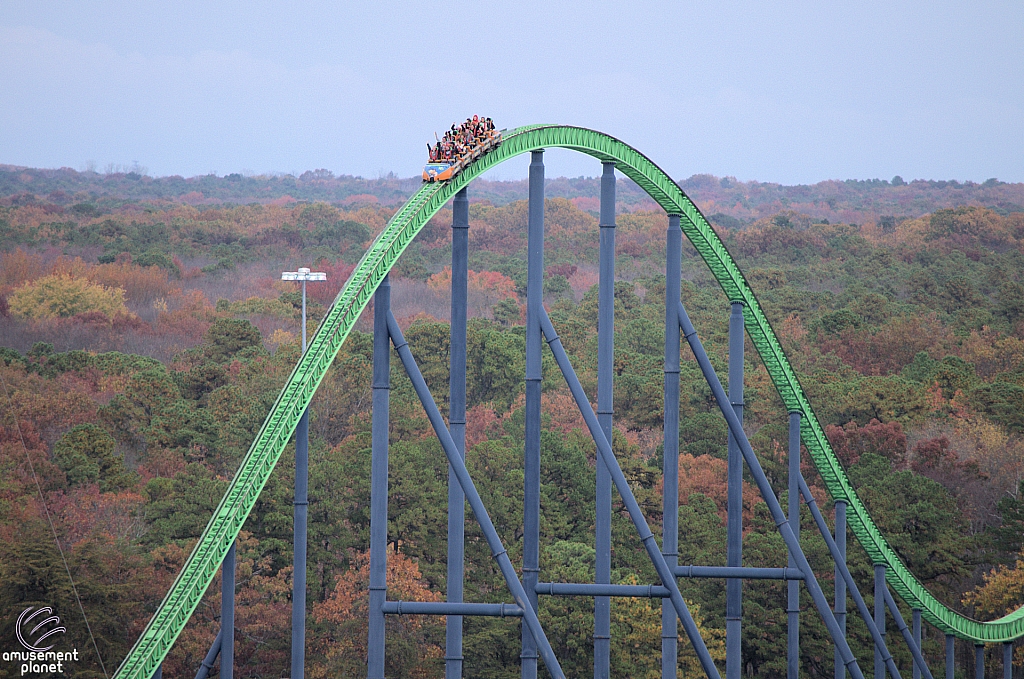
[876,565,887,679]
[291,408,309,679]
[155,665,161,679]
[914,610,923,679]
[523,150,544,679]
[978,646,986,679]
[291,346,310,678]
[447,187,469,679]
[368,275,390,679]
[727,301,745,679]
[788,411,801,679]
[948,636,955,679]
[1005,643,1012,679]
[663,213,682,679]
[836,500,848,679]
[596,161,615,679]
[221,540,235,679]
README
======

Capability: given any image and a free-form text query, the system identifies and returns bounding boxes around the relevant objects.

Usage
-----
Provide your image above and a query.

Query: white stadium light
[281,267,326,282]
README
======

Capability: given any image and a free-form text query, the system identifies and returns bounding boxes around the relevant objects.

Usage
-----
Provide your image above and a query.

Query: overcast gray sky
[1,1,1021,183]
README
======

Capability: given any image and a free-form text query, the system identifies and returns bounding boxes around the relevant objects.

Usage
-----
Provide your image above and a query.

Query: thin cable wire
[0,368,109,679]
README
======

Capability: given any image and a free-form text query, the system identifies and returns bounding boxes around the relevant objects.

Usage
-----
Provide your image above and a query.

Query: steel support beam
[675,566,804,580]
[948,635,956,679]
[789,411,801,679]
[523,149,544,679]
[836,499,848,679]
[385,602,522,617]
[539,582,671,598]
[291,407,310,679]
[727,300,744,679]
[367,275,390,679]
[597,160,616,679]
[978,645,987,679]
[446,186,469,679]
[877,565,888,679]
[1005,643,1013,679]
[663,213,681,679]
[921,610,929,679]
[387,311,567,679]
[675,300,865,679]
[221,540,235,679]
[538,575,799,598]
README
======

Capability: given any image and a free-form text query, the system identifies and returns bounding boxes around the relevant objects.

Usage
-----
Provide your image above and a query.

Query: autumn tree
[9,274,130,321]
[311,547,443,679]
[53,423,136,492]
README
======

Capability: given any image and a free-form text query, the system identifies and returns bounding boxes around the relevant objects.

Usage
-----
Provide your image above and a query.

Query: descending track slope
[114,125,1024,679]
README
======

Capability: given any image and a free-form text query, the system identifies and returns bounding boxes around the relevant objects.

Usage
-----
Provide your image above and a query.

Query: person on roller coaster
[427,116,498,173]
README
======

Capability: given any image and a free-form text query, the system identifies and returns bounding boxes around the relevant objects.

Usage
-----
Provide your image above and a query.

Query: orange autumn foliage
[426,266,518,301]
[311,546,443,679]
[652,453,761,526]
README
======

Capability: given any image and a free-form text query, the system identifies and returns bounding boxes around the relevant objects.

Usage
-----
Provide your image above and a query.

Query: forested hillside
[4,163,1023,226]
[2,173,1024,678]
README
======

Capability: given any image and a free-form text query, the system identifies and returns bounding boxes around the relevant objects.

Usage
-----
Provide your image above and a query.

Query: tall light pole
[281,266,325,679]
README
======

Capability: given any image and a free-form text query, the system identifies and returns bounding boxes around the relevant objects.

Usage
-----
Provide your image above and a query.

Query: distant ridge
[1,164,1021,227]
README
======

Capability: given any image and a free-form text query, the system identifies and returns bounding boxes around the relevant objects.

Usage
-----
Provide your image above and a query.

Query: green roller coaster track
[113,125,1024,679]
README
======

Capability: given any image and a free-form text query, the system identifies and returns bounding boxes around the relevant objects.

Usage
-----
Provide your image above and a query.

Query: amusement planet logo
[2,606,79,676]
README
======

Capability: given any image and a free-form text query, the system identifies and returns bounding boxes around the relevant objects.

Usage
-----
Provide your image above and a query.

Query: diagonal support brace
[797,475,906,679]
[675,301,866,679]
[539,310,722,679]
[193,630,222,679]
[385,311,566,679]
[884,585,937,679]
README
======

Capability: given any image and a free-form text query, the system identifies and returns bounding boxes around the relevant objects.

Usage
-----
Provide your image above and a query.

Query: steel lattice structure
[113,125,1024,679]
